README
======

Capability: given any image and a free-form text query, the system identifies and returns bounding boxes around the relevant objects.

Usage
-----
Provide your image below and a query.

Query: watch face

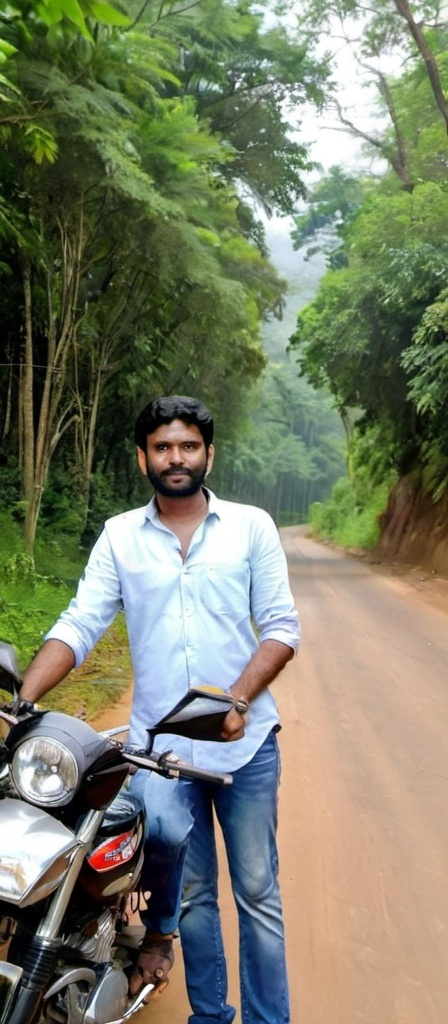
[234,699,249,716]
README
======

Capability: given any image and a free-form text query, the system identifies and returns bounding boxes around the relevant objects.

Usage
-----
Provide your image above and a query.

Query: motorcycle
[0,641,235,1024]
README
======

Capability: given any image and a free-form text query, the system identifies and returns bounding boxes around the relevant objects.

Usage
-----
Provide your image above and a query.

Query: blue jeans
[130,730,289,1024]
[181,730,289,1024]
[128,768,194,934]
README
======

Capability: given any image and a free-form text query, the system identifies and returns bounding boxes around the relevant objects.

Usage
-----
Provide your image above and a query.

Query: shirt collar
[144,487,220,523]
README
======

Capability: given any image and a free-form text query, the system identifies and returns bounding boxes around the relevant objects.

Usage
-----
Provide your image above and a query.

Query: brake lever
[0,701,43,728]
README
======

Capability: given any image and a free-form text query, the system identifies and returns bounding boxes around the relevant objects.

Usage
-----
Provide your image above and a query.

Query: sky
[257,2,407,341]
[261,6,403,255]
[258,12,380,345]
[296,43,393,179]
[268,1,406,179]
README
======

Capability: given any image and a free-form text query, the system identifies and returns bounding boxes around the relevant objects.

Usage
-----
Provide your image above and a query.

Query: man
[21,395,300,1024]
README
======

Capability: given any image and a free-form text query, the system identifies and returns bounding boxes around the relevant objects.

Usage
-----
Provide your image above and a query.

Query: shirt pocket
[192,560,251,617]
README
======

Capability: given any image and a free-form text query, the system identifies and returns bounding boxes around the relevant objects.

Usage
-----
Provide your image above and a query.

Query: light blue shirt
[46,490,300,772]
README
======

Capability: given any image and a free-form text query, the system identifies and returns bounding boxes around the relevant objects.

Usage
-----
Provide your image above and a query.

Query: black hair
[134,395,214,451]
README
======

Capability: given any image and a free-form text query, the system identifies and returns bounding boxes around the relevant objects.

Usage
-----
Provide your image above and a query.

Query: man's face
[137,419,214,498]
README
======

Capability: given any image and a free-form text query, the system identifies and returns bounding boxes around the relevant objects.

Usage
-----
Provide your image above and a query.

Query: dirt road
[94,527,448,1024]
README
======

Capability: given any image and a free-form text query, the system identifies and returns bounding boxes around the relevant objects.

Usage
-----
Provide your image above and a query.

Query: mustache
[163,468,193,477]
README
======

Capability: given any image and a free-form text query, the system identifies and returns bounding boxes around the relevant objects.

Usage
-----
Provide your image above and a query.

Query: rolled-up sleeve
[45,528,123,667]
[250,513,301,651]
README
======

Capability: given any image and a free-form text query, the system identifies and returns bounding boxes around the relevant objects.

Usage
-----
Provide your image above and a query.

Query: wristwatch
[233,698,250,717]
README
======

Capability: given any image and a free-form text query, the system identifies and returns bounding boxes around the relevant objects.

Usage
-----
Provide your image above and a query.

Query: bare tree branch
[393,0,448,134]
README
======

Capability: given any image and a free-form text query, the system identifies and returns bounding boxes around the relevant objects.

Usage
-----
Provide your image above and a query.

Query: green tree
[0,0,131,160]
[291,182,448,479]
[213,360,345,523]
[0,0,181,551]
[296,0,448,188]
[1,0,329,550]
[284,0,448,536]
[291,165,367,260]
[132,0,329,215]
[401,289,448,496]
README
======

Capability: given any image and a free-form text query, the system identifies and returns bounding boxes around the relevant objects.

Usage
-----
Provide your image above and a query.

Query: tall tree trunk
[18,207,86,555]
[73,342,105,529]
[2,348,13,440]
[21,263,38,556]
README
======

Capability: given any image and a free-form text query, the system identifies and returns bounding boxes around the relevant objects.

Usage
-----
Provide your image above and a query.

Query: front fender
[0,963,23,1022]
[0,800,78,908]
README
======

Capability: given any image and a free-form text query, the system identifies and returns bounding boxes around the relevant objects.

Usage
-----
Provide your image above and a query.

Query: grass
[0,514,131,720]
[40,614,132,719]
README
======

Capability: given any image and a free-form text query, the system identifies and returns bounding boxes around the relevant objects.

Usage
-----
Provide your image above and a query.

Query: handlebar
[122,746,233,787]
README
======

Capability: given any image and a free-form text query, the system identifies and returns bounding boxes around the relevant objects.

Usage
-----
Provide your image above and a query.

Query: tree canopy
[290,1,448,510]
[0,0,330,552]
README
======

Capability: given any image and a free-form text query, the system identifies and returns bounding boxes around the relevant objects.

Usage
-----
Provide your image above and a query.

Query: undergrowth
[309,476,392,550]
[308,425,397,550]
[0,514,131,720]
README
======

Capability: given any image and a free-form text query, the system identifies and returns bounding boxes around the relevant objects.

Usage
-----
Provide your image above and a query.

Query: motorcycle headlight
[11,737,79,807]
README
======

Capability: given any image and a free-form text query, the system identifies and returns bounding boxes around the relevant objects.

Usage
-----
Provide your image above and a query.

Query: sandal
[129,931,174,999]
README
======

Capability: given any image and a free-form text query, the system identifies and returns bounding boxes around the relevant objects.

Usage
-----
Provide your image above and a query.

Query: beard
[145,459,208,498]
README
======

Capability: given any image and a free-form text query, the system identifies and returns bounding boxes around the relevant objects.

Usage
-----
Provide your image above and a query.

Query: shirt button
[186,608,194,617]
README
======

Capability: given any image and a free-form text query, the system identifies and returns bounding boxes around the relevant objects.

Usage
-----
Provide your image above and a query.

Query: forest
[0,0,342,561]
[2,0,448,584]
[289,0,448,553]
